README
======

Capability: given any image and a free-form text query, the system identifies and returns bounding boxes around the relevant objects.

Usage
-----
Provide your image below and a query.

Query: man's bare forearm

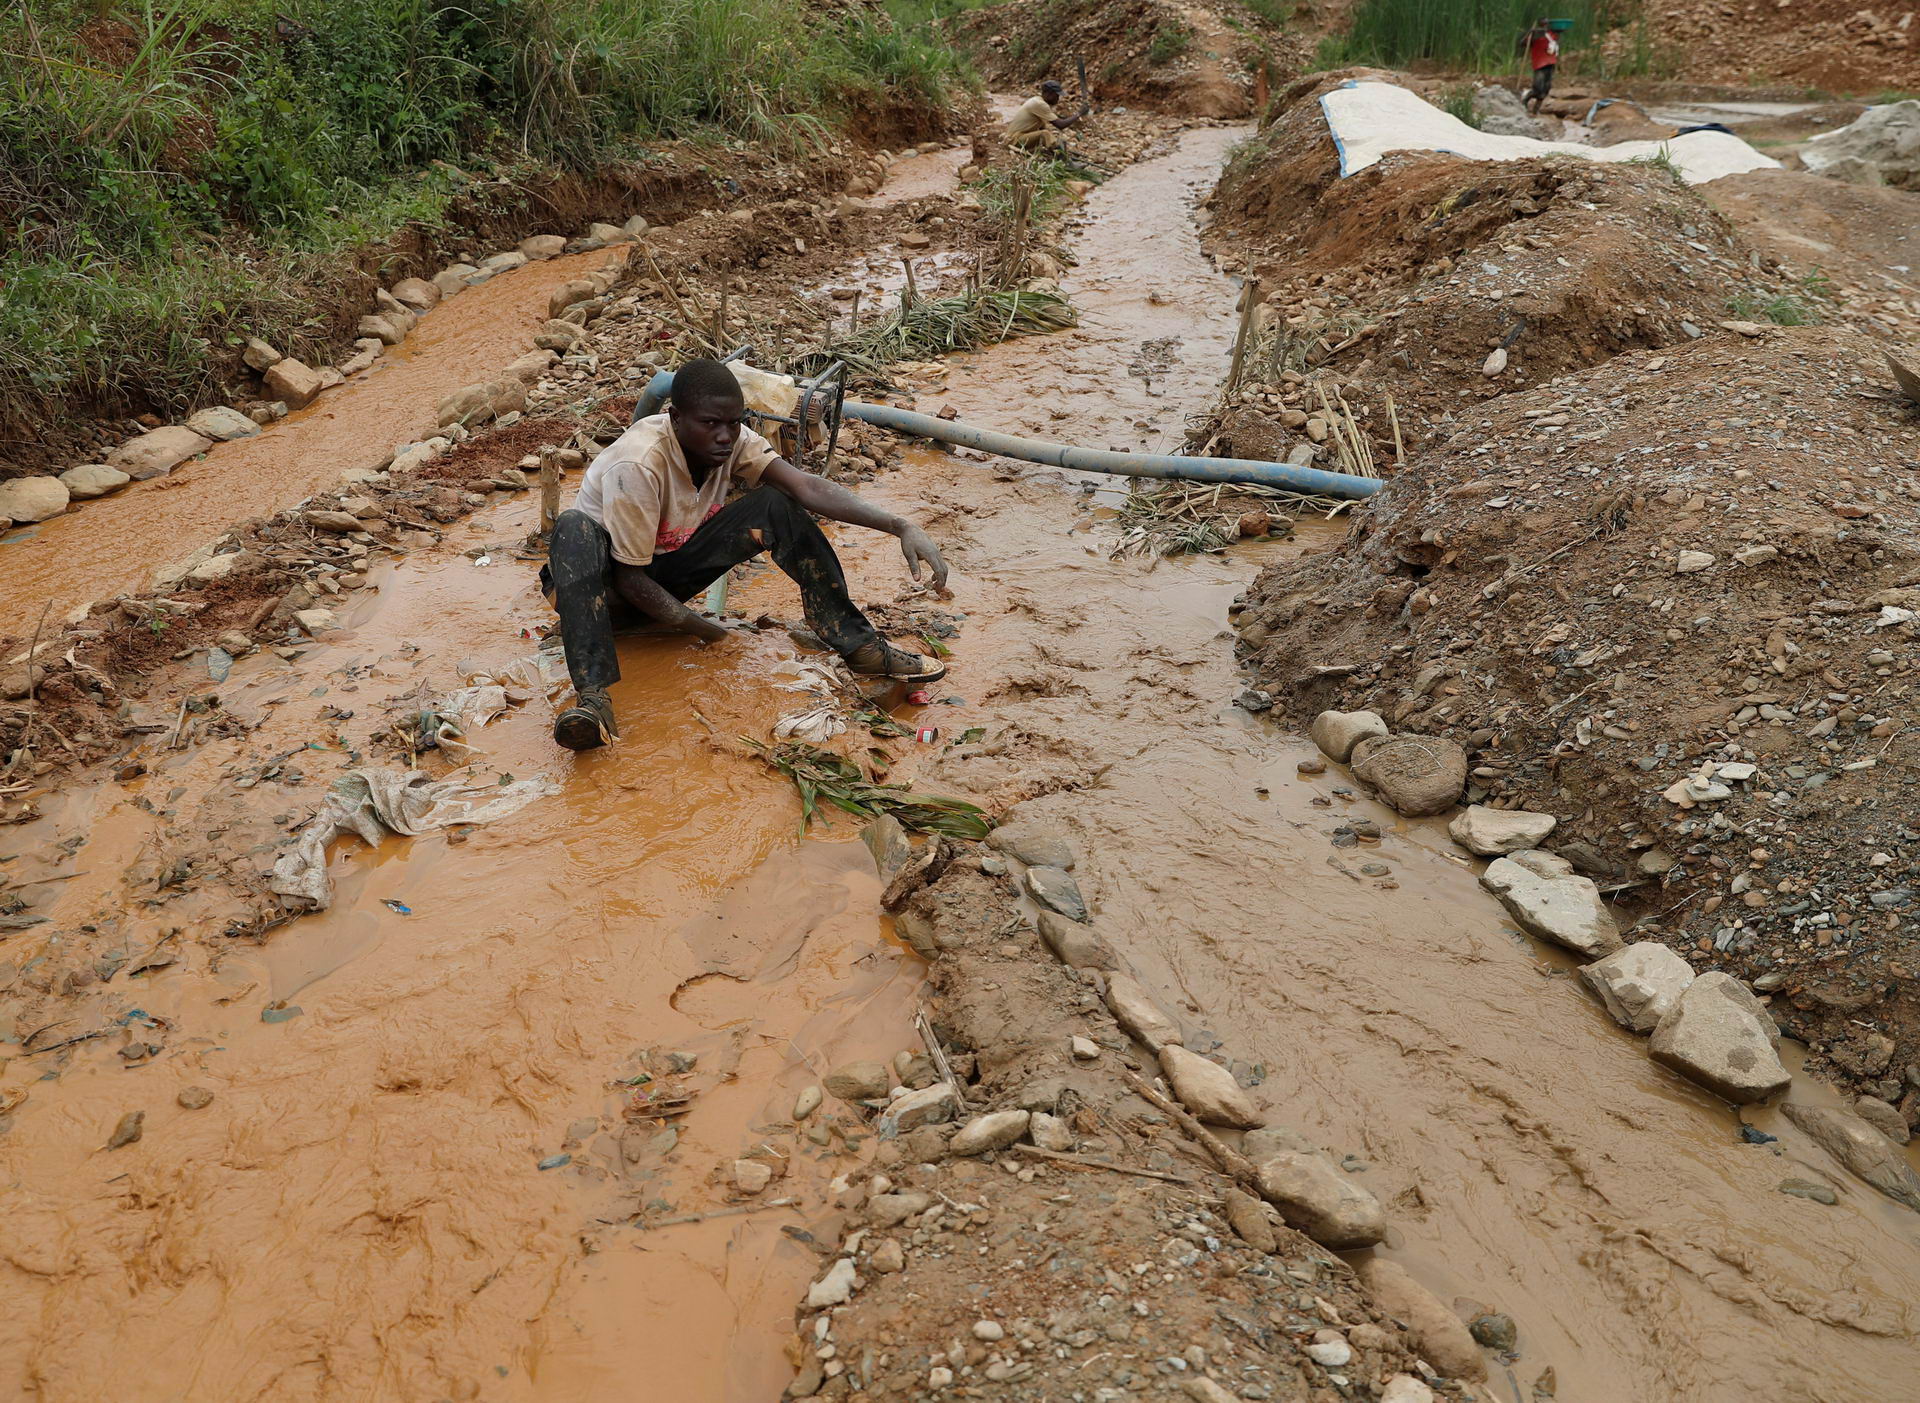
[613,562,726,639]
[783,473,908,536]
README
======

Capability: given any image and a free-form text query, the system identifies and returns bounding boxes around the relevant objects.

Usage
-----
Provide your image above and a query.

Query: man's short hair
[1041,80,1062,95]
[671,358,743,410]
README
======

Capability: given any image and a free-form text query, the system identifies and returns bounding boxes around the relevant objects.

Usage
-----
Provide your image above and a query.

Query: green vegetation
[744,739,992,838]
[1147,21,1194,66]
[1315,0,1674,77]
[1726,274,1829,327]
[1623,144,1683,182]
[1,0,968,431]
[815,287,1078,377]
[1238,0,1290,27]
[1440,83,1482,127]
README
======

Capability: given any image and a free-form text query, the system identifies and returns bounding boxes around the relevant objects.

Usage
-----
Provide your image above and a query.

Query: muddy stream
[2,126,1918,1403]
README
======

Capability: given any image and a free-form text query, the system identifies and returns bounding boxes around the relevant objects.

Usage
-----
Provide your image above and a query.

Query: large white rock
[183,406,261,441]
[1159,1045,1264,1128]
[1255,1151,1386,1248]
[1449,804,1557,856]
[876,1082,958,1137]
[1480,848,1622,956]
[390,277,441,311]
[1649,972,1789,1104]
[1309,709,1388,763]
[241,337,282,371]
[1105,972,1182,1052]
[58,464,130,500]
[1350,732,1467,816]
[0,476,71,524]
[518,234,568,261]
[949,1109,1030,1156]
[1581,942,1695,1033]
[806,1257,859,1308]
[107,426,213,479]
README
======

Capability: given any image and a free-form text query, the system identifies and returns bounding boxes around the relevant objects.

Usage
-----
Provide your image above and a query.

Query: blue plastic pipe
[631,370,1379,499]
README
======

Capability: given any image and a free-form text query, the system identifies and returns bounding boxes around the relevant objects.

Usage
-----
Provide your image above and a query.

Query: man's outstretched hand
[899,524,950,591]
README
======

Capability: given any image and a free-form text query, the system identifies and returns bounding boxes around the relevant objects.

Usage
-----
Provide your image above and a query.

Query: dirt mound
[957,0,1304,118]
[1231,323,1920,1099]
[1650,0,1920,97]
[1203,73,1826,436]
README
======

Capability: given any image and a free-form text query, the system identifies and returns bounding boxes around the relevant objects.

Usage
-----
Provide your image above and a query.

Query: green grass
[1623,144,1683,183]
[1725,289,1824,327]
[1314,0,1670,74]
[1147,21,1194,66]
[1440,83,1481,128]
[0,0,969,433]
[1238,0,1290,26]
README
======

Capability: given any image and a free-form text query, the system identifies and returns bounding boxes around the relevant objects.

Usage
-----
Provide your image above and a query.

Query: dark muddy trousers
[1528,63,1555,107]
[544,486,880,695]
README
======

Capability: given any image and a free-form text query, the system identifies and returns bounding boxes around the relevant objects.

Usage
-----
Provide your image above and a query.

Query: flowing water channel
[1,125,1917,1403]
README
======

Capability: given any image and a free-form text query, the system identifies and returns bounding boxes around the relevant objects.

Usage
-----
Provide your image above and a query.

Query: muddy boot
[844,639,947,684]
[553,688,617,751]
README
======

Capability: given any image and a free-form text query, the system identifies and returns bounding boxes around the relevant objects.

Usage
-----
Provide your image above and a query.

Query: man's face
[1042,83,1061,105]
[670,393,746,471]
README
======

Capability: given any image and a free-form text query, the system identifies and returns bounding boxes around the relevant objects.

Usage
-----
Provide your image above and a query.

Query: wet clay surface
[3,126,1920,1403]
[0,246,626,640]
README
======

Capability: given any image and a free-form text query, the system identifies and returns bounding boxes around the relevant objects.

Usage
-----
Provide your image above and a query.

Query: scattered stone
[1070,1035,1099,1060]
[1675,550,1715,573]
[1036,910,1115,969]
[264,357,325,410]
[1179,1380,1239,1403]
[1297,756,1326,775]
[1024,865,1088,920]
[733,1159,771,1194]
[876,1082,958,1136]
[0,476,72,523]
[304,510,365,533]
[1853,1096,1911,1145]
[535,318,586,351]
[1029,1110,1074,1152]
[806,1257,858,1308]
[106,1110,145,1149]
[824,1060,890,1103]
[869,1238,905,1273]
[390,277,441,311]
[1482,347,1508,376]
[971,1320,1004,1342]
[1448,804,1556,856]
[1104,972,1183,1052]
[1244,1125,1322,1159]
[1779,1177,1839,1205]
[1480,848,1622,957]
[867,1191,933,1227]
[793,1085,823,1121]
[549,279,598,319]
[1309,708,1388,763]
[1649,972,1791,1104]
[241,337,282,371]
[1255,1151,1386,1248]
[480,250,529,274]
[1580,942,1696,1034]
[1356,1258,1487,1381]
[1732,544,1778,567]
[438,382,495,427]
[1381,1376,1436,1403]
[1781,1103,1920,1210]
[107,426,213,480]
[1350,733,1468,816]
[987,823,1075,869]
[433,264,478,297]
[1222,1187,1277,1252]
[949,1109,1029,1156]
[176,1086,214,1110]
[292,608,339,635]
[1469,1312,1518,1353]
[1305,1331,1351,1367]
[587,221,629,244]
[181,406,261,443]
[1159,1045,1264,1128]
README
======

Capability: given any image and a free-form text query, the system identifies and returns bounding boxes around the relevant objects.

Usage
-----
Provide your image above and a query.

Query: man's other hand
[899,524,950,591]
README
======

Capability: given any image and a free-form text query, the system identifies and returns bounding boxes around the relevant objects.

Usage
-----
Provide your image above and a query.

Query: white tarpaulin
[1320,80,1780,186]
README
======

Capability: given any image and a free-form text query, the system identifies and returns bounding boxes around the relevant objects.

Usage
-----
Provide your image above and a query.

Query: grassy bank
[0,0,969,458]
[1316,0,1677,79]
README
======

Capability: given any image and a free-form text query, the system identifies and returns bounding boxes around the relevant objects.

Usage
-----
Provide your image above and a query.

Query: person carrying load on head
[540,358,949,752]
[1005,79,1085,152]
[1519,18,1562,115]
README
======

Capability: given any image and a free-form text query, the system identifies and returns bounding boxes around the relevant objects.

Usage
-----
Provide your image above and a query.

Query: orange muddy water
[1,124,1918,1403]
[0,245,627,641]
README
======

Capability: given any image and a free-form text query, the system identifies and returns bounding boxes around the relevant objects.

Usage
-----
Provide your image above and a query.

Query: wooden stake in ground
[1226,279,1262,398]
[537,447,562,543]
[1120,1068,1261,1190]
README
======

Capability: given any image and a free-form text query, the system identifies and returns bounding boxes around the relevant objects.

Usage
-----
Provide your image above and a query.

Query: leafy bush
[1147,21,1194,65]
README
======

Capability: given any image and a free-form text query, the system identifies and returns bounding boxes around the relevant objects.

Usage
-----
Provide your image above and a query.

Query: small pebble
[177,1086,214,1110]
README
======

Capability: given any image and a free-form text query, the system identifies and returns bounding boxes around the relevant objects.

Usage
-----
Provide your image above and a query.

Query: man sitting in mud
[542,358,949,751]
[1005,80,1085,153]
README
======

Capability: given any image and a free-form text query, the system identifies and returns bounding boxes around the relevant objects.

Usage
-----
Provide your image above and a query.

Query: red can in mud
[915,726,940,744]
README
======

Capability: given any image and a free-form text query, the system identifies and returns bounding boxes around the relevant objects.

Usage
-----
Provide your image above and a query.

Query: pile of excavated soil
[1201,73,1836,435]
[956,0,1303,118]
[1232,322,1920,1103]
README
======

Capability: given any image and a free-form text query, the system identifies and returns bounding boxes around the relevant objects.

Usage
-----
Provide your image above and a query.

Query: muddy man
[542,358,950,751]
[1005,80,1086,153]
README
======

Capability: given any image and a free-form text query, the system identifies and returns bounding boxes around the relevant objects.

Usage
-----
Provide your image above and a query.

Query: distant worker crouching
[1005,79,1085,152]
